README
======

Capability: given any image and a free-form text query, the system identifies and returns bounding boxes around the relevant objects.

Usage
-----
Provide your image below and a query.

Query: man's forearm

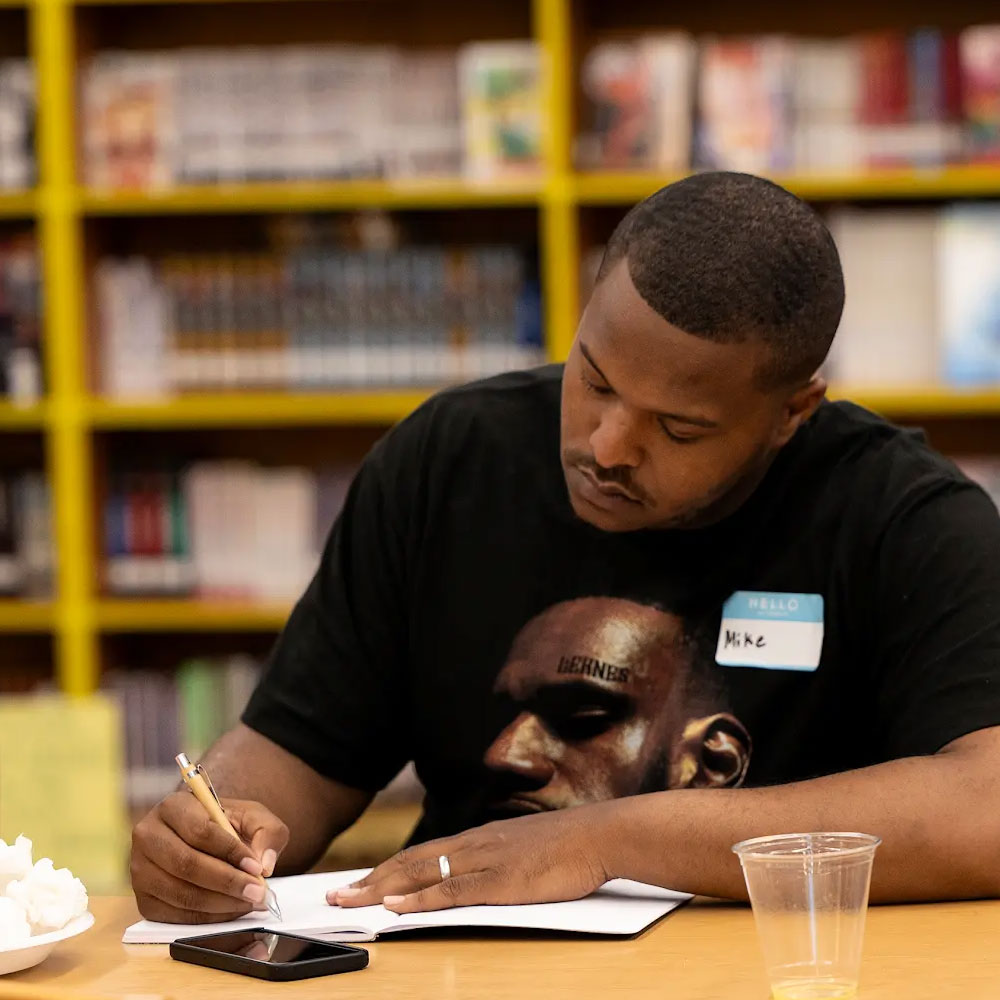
[201,724,372,873]
[597,734,1000,903]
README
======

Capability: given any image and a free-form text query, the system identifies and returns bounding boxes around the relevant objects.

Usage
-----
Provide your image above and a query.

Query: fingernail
[336,887,361,898]
[383,895,405,906]
[243,883,266,905]
[262,849,277,878]
[239,857,263,877]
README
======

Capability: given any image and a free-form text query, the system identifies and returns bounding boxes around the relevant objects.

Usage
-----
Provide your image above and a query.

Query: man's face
[560,259,808,532]
[483,599,704,817]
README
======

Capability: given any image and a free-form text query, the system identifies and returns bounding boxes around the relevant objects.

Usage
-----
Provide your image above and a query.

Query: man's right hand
[131,791,290,924]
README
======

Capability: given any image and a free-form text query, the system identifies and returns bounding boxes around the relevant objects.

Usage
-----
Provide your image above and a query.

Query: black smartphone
[169,928,369,981]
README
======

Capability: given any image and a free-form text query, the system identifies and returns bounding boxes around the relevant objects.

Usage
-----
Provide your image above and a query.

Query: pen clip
[195,763,224,810]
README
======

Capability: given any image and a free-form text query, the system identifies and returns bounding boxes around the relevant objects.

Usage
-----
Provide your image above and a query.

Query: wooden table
[4,895,1000,1000]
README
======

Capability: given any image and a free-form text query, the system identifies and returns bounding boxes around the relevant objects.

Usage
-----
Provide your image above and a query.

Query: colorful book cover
[695,36,794,172]
[960,26,1000,162]
[939,205,1000,385]
[459,41,543,180]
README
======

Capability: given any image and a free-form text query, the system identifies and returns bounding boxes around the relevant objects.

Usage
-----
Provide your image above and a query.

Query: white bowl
[0,912,95,975]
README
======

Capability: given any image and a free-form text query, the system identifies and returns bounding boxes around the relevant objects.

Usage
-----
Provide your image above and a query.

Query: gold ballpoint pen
[174,752,282,920]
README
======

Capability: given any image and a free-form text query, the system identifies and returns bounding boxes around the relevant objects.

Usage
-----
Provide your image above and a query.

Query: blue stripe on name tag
[722,591,824,623]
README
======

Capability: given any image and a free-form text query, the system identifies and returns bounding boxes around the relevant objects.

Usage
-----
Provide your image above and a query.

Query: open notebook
[123,869,690,944]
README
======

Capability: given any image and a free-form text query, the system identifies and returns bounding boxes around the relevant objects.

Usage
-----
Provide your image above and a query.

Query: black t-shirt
[243,365,1000,843]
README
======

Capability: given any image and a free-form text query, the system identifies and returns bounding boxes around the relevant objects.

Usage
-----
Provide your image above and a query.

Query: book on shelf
[960,26,1000,162]
[458,42,543,181]
[97,241,544,396]
[576,34,695,171]
[82,42,539,189]
[103,654,262,810]
[0,232,42,405]
[576,26,988,172]
[104,461,355,602]
[0,469,52,598]
[0,59,35,192]
[938,205,1000,386]
[826,207,940,386]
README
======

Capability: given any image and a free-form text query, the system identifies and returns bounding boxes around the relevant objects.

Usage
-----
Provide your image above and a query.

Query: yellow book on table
[0,695,129,895]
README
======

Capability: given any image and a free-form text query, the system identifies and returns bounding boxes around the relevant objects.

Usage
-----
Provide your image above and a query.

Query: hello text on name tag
[716,591,825,672]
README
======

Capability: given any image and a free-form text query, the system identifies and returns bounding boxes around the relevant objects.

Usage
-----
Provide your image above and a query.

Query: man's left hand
[326,807,611,913]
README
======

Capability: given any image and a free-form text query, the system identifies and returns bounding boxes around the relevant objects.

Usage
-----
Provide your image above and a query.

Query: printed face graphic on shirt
[482,597,750,818]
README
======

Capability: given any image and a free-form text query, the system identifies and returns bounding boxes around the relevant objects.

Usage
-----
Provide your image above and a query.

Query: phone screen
[185,930,358,964]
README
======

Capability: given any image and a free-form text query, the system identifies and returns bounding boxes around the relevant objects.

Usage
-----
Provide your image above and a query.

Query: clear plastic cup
[733,832,880,1000]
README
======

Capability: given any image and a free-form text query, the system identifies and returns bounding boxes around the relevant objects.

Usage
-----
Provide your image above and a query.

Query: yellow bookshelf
[574,165,1000,204]
[7,0,1000,700]
[86,391,435,428]
[96,599,291,632]
[0,600,54,632]
[0,191,36,217]
[79,179,545,215]
[829,386,1000,417]
[0,400,48,429]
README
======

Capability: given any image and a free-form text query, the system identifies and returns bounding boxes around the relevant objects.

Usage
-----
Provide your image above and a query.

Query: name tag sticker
[716,591,824,672]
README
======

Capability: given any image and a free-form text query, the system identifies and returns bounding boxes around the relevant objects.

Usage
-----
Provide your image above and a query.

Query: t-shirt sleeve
[873,478,1000,758]
[241,422,422,792]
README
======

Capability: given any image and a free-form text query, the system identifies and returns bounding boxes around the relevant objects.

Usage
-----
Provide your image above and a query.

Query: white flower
[0,836,33,895]
[0,896,31,948]
[5,859,88,934]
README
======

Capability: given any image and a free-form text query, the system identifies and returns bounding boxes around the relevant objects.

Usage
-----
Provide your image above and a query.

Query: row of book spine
[97,244,544,397]
[0,59,34,191]
[0,233,43,405]
[0,470,52,599]
[82,42,542,189]
[104,462,354,602]
[102,655,262,810]
[578,26,1000,173]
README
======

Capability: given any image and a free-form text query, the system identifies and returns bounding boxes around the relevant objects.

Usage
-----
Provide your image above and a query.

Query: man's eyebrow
[579,341,719,430]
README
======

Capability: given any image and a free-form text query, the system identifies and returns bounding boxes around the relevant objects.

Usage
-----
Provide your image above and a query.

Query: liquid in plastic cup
[733,832,880,1000]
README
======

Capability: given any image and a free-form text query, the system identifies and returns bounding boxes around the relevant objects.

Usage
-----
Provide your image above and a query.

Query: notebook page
[379,880,690,936]
[122,870,690,943]
[122,869,380,943]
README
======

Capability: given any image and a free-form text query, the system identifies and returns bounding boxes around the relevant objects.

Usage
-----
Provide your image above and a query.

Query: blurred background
[1,0,1000,893]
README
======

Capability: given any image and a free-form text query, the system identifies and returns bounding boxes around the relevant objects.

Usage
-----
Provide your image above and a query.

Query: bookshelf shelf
[86,391,434,428]
[96,598,291,632]
[0,600,54,632]
[574,166,1000,205]
[0,401,47,429]
[831,386,1000,416]
[79,179,545,216]
[0,191,36,218]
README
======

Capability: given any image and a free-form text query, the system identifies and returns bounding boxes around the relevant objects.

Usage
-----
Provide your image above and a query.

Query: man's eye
[579,369,612,396]
[659,421,700,445]
[550,706,614,742]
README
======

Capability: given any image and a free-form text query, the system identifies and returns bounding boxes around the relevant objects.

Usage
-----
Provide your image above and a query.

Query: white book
[827,207,939,386]
[123,869,690,945]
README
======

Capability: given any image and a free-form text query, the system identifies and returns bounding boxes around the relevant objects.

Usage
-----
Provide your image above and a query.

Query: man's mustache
[562,449,651,505]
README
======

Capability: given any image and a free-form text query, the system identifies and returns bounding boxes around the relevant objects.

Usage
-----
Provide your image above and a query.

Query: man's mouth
[575,466,643,506]
[487,796,551,817]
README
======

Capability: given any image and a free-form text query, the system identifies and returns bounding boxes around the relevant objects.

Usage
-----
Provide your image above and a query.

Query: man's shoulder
[370,365,563,479]
[427,364,564,421]
[396,365,562,450]
[810,398,983,513]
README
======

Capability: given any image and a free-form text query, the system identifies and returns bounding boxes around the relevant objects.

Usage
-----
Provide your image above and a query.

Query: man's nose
[484,713,557,784]
[589,402,642,470]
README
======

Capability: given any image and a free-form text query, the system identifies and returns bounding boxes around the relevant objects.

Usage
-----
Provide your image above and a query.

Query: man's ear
[669,713,752,789]
[773,375,826,448]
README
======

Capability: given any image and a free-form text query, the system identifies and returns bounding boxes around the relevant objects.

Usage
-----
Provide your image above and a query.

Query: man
[482,596,751,819]
[130,171,1000,924]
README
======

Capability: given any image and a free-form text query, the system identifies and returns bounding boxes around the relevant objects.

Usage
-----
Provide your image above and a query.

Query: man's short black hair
[596,171,845,389]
